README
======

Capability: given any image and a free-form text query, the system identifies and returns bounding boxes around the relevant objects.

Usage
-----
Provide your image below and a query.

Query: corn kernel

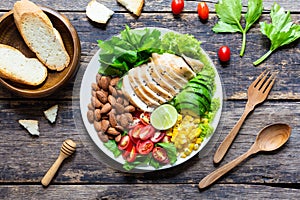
[181,153,187,158]
[194,143,200,150]
[196,138,203,144]
[188,143,195,151]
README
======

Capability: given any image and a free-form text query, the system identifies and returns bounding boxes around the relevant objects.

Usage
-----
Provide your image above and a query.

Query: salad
[86,26,221,171]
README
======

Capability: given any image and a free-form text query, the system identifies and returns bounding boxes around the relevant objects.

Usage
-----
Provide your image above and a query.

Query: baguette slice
[117,0,144,16]
[0,44,47,86]
[86,0,114,24]
[18,119,40,136]
[13,0,70,71]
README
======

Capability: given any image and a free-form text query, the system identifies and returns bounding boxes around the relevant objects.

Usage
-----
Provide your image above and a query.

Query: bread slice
[44,104,58,123]
[86,0,114,24]
[0,44,47,86]
[18,119,40,136]
[117,0,144,16]
[13,0,70,71]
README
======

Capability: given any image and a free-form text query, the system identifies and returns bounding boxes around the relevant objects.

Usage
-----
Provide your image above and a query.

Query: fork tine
[255,70,270,89]
[262,73,276,94]
[249,70,267,88]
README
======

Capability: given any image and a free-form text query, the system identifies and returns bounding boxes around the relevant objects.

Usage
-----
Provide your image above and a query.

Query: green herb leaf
[103,140,121,157]
[253,3,300,65]
[157,143,177,164]
[213,0,263,56]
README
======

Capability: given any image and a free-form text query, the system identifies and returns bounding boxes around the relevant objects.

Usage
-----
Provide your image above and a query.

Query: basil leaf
[253,3,300,65]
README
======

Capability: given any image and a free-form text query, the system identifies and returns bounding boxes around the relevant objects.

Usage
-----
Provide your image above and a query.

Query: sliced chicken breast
[182,54,204,73]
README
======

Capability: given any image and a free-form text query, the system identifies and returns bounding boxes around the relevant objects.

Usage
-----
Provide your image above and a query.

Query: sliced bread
[0,44,47,86]
[18,119,40,136]
[117,0,144,16]
[44,104,58,123]
[13,0,70,71]
[86,0,114,24]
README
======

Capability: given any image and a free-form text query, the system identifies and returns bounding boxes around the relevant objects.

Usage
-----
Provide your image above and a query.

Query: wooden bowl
[0,6,81,98]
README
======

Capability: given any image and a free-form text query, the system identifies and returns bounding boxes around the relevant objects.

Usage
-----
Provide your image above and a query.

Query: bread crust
[0,44,47,86]
[13,0,70,71]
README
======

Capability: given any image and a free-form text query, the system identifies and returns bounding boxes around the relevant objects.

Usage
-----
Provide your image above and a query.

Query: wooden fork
[213,70,276,164]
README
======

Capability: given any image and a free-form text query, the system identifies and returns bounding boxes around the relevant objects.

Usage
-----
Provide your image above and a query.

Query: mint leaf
[213,0,263,56]
[253,3,300,65]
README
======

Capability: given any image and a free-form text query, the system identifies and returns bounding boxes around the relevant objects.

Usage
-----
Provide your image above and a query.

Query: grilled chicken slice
[182,54,204,73]
[151,53,189,88]
[139,66,174,101]
[128,67,160,107]
[148,60,178,96]
[122,75,154,112]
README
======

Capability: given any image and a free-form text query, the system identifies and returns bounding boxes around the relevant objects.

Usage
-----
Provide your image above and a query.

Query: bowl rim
[0,6,81,98]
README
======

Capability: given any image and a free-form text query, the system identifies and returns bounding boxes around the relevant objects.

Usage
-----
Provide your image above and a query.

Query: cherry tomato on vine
[218,46,231,62]
[171,0,184,15]
[197,2,209,21]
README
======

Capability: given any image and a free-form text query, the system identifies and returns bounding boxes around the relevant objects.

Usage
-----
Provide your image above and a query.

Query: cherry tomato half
[122,146,137,162]
[139,125,156,140]
[152,147,169,163]
[128,127,141,144]
[118,135,132,151]
[197,2,209,21]
[171,0,184,15]
[150,131,165,143]
[218,46,231,62]
[136,140,154,155]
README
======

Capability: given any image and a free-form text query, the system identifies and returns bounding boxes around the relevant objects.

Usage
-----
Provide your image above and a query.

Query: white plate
[80,27,223,171]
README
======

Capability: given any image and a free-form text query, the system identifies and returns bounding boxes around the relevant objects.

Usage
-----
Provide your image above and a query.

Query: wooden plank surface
[1,0,300,199]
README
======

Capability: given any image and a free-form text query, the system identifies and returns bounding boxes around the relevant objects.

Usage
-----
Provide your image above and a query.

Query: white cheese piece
[86,0,114,24]
[44,104,58,123]
[18,119,40,136]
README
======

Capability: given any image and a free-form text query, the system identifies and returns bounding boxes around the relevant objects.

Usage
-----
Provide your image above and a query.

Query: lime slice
[150,104,178,130]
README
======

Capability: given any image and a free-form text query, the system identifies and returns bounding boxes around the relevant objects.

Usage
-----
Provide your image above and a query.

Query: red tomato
[118,135,132,150]
[136,140,154,155]
[131,124,144,139]
[128,127,140,144]
[150,131,165,143]
[139,125,155,140]
[171,0,184,15]
[123,146,137,162]
[152,147,169,163]
[218,46,231,62]
[197,2,209,21]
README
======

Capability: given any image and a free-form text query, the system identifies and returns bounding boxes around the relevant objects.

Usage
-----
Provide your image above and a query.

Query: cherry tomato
[122,146,137,162]
[136,140,154,155]
[128,127,141,144]
[218,45,231,62]
[150,131,165,143]
[131,124,144,139]
[118,135,132,151]
[171,0,184,15]
[140,112,151,125]
[152,147,169,163]
[197,2,209,21]
[139,125,155,140]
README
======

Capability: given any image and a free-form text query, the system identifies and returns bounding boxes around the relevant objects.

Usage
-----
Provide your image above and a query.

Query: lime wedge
[150,104,178,130]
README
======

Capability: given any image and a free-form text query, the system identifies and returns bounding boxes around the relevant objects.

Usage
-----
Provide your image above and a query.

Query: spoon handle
[41,153,67,187]
[213,103,253,164]
[199,147,258,189]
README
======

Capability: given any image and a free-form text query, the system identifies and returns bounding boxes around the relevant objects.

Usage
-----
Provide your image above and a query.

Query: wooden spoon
[41,139,76,187]
[199,123,291,189]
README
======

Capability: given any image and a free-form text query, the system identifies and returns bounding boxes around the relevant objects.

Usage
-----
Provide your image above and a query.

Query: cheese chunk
[86,0,114,24]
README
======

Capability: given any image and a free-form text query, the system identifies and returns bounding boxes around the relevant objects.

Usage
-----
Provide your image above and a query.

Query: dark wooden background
[1,0,300,199]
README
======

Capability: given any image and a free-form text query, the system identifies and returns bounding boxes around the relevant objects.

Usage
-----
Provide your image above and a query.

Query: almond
[114,134,122,143]
[96,73,102,85]
[110,77,120,86]
[100,103,112,114]
[87,110,94,123]
[94,109,101,121]
[109,112,118,127]
[94,121,102,132]
[109,85,118,97]
[108,95,116,105]
[124,112,133,122]
[107,127,120,135]
[101,120,110,132]
[88,103,94,110]
[91,96,102,108]
[116,97,124,104]
[91,82,100,91]
[120,114,129,127]
[114,103,124,114]
[98,131,108,143]
[100,76,110,90]
[124,105,135,113]
[96,90,108,104]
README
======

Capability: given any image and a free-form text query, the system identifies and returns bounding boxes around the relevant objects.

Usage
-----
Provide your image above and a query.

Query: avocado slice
[176,102,206,117]
[175,91,210,111]
[184,84,212,103]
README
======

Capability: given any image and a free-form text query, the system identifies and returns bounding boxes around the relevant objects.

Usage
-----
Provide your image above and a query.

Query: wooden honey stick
[41,139,76,187]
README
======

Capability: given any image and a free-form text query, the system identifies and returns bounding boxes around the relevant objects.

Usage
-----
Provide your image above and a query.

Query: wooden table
[1,0,300,199]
